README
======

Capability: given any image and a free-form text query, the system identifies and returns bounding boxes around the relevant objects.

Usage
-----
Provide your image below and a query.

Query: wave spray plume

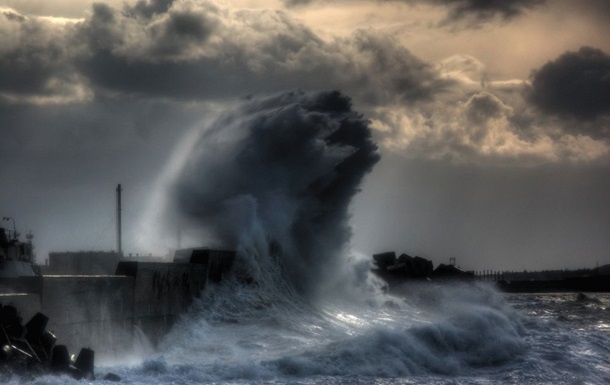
[166,90,379,297]
[128,91,530,383]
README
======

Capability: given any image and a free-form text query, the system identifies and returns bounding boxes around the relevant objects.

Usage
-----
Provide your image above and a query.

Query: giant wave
[109,91,529,384]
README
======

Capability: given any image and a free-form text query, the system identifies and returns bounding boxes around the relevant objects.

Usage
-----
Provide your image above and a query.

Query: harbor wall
[0,248,235,355]
[0,276,42,295]
[116,262,207,345]
[0,249,235,357]
[41,275,135,355]
[44,251,122,275]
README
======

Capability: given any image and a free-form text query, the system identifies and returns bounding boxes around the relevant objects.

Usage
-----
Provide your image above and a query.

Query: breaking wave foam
[123,91,528,383]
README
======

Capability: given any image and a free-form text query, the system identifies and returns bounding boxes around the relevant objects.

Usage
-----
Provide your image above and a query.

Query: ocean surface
[9,279,610,385]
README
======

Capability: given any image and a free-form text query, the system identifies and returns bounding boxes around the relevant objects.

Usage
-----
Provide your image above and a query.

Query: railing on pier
[474,268,602,282]
[474,270,505,281]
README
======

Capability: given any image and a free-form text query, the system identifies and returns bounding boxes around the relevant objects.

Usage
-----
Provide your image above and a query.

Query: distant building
[43,251,122,275]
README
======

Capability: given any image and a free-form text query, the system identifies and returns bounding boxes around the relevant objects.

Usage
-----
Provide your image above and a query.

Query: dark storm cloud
[284,0,546,25]
[0,11,79,102]
[529,47,610,123]
[0,0,448,106]
[162,11,212,40]
[125,0,176,19]
[435,0,546,24]
[147,11,216,56]
[352,32,444,103]
[78,1,218,60]
[78,52,238,99]
[0,0,607,273]
[81,3,122,52]
[466,92,507,124]
[0,0,449,179]
[72,3,446,104]
[1,0,606,167]
[0,96,200,170]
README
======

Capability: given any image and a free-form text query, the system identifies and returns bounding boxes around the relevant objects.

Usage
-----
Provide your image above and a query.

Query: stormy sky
[0,0,608,271]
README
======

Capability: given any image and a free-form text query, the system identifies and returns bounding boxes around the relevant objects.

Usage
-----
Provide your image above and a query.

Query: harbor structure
[1,185,236,356]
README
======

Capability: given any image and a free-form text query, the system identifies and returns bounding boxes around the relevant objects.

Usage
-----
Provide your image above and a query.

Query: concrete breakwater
[372,251,610,293]
[0,249,235,356]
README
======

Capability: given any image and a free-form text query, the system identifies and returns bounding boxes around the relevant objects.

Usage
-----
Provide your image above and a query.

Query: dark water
[14,283,609,385]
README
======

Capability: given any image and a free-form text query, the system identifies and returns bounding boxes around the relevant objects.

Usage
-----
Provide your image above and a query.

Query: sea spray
[130,91,531,383]
[258,282,526,377]
[157,90,380,298]
[154,281,527,381]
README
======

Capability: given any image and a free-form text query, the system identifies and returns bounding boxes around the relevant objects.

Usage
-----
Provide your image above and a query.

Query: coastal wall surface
[41,275,135,355]
[116,262,207,345]
[0,249,235,357]
[0,276,42,295]
[44,252,122,275]
[173,248,236,283]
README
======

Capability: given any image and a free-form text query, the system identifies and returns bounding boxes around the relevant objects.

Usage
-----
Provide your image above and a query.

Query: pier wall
[116,262,207,345]
[41,275,135,355]
[0,249,235,357]
[44,252,122,275]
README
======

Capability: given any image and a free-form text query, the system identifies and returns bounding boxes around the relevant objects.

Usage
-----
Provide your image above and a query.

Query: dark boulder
[397,254,434,278]
[1,303,96,380]
[372,252,396,270]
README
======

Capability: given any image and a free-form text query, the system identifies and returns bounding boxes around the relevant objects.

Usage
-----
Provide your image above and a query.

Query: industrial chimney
[116,184,122,257]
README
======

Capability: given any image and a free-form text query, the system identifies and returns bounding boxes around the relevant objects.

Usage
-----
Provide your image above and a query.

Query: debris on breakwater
[371,251,474,290]
[372,252,610,293]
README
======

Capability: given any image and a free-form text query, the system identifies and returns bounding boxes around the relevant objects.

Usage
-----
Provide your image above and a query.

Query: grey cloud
[283,0,546,26]
[283,0,316,6]
[0,1,446,106]
[2,0,606,168]
[0,11,78,100]
[436,0,546,25]
[529,47,610,123]
[466,92,508,124]
[351,32,447,103]
[374,84,609,165]
[0,0,607,271]
[163,11,212,40]
[2,10,26,22]
[125,0,176,19]
[73,4,446,104]
[81,3,123,52]
[77,51,241,100]
[148,10,216,57]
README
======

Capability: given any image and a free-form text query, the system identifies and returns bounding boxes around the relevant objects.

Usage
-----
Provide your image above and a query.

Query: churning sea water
[9,277,609,385]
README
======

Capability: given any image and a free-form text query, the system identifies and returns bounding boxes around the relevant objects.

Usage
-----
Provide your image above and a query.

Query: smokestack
[177,220,181,250]
[116,184,122,257]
